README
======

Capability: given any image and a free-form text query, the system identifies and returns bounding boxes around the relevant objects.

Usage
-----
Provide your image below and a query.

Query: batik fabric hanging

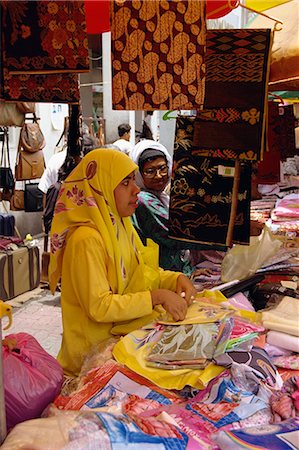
[2,1,89,74]
[110,0,206,110]
[1,69,80,104]
[192,29,273,161]
[168,116,251,247]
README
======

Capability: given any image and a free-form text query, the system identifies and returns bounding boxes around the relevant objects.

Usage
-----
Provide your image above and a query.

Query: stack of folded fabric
[268,193,299,237]
[262,296,299,337]
[262,296,299,373]
[250,198,276,225]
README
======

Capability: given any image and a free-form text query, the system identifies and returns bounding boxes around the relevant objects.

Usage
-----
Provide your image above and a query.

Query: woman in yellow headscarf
[49,149,196,377]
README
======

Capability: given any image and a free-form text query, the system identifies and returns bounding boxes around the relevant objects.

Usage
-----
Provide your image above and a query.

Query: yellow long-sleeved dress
[58,226,180,377]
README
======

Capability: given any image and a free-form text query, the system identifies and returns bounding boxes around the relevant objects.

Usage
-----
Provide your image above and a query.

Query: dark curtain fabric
[278,104,296,160]
[110,0,206,110]
[2,1,89,74]
[192,29,273,161]
[255,102,281,184]
[169,116,251,247]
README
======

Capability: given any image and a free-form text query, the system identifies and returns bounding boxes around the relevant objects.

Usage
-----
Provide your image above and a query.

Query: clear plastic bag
[221,226,282,282]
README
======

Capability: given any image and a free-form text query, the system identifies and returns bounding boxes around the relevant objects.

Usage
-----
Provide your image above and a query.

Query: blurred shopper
[113,123,133,155]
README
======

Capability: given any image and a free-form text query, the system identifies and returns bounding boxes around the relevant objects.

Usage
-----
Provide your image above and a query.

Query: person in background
[39,133,98,196]
[130,140,214,278]
[42,133,98,234]
[48,149,196,377]
[113,123,134,155]
[38,147,67,196]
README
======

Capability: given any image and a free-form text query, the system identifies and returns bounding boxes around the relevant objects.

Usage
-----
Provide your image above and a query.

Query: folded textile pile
[262,296,299,337]
[268,193,299,237]
[271,194,299,222]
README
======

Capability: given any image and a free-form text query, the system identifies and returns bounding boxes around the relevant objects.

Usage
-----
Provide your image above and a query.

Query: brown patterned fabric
[2,1,89,74]
[192,29,273,161]
[111,0,206,110]
[168,116,251,247]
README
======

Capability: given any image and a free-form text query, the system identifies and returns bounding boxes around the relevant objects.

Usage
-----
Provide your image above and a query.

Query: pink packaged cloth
[2,332,63,429]
[271,194,299,221]
[227,293,255,312]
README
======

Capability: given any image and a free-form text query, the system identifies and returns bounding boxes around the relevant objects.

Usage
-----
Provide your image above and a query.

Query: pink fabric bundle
[271,194,299,221]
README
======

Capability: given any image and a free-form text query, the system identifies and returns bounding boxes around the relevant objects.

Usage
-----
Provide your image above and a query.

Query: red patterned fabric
[111,0,206,110]
[0,1,81,103]
[2,1,89,74]
[1,68,80,103]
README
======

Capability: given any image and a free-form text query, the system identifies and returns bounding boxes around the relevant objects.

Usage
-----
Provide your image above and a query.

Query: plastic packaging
[2,332,63,430]
[221,226,282,282]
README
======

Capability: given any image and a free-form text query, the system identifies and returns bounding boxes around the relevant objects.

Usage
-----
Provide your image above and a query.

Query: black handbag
[24,182,43,212]
[0,127,15,189]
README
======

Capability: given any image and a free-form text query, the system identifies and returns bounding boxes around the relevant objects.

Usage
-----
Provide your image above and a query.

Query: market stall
[0,1,298,448]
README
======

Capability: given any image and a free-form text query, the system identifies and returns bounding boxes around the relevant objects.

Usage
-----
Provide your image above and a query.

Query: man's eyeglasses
[142,164,168,178]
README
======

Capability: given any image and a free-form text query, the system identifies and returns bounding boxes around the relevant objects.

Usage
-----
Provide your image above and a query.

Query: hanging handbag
[16,102,36,114]
[0,102,25,127]
[15,149,45,181]
[24,182,43,212]
[0,128,15,190]
[10,189,25,211]
[20,115,46,153]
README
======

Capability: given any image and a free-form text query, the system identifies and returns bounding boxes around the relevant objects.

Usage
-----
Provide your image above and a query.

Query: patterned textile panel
[1,68,80,104]
[110,0,206,110]
[168,116,251,247]
[192,29,273,161]
[2,1,89,74]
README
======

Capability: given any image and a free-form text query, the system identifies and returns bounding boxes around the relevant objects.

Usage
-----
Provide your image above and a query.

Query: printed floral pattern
[1,68,80,103]
[3,1,89,74]
[51,229,68,254]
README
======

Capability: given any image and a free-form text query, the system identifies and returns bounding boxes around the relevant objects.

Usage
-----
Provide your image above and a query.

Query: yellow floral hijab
[49,148,146,294]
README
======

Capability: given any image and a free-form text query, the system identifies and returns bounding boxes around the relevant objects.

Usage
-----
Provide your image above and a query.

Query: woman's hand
[151,289,188,322]
[176,274,197,306]
[192,268,215,278]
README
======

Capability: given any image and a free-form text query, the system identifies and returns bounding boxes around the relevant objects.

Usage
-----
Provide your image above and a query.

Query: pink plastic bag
[2,332,63,430]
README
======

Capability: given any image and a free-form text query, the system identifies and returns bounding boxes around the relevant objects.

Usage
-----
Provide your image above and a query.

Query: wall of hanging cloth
[168,116,251,247]
[255,101,281,184]
[110,0,206,110]
[192,29,273,161]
